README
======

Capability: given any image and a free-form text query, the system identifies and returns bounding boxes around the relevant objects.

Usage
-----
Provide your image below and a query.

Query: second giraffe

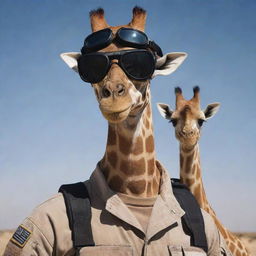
[157,86,250,256]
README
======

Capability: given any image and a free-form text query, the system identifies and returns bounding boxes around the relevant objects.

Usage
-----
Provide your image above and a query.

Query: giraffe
[157,86,250,256]
[60,6,187,198]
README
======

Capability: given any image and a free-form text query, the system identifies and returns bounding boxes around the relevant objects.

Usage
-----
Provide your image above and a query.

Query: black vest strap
[171,178,208,253]
[58,182,95,251]
[59,179,208,255]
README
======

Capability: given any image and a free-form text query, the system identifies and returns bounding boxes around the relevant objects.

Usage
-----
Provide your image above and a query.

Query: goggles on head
[81,27,163,57]
[78,49,156,84]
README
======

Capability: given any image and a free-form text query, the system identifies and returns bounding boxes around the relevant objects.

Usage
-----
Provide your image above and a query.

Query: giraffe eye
[198,119,205,127]
[170,118,178,127]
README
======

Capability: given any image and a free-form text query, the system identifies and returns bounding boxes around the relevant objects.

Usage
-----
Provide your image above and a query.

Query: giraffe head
[157,87,220,149]
[60,7,187,124]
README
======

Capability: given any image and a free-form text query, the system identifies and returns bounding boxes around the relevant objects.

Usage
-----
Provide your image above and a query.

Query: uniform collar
[89,161,185,238]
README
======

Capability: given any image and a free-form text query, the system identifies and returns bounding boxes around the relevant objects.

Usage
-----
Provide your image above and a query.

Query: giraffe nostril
[118,88,125,96]
[181,130,195,137]
[102,86,111,98]
[116,84,125,96]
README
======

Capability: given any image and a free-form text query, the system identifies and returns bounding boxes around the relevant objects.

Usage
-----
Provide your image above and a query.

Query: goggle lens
[84,28,112,50]
[117,28,148,46]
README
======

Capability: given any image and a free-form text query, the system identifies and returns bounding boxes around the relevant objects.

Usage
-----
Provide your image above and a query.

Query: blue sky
[0,0,255,232]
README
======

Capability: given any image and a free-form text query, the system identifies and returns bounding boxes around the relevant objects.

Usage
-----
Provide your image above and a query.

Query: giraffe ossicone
[157,87,250,256]
[60,7,187,197]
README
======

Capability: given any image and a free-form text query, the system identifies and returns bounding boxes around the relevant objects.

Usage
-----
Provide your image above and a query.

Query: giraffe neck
[100,101,161,197]
[179,143,211,210]
[180,143,251,256]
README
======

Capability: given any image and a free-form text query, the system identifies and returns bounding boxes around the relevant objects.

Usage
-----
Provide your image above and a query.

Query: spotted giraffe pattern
[100,88,162,197]
[158,87,251,256]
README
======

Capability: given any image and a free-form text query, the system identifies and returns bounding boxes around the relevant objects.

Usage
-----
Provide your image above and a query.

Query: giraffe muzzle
[101,105,132,123]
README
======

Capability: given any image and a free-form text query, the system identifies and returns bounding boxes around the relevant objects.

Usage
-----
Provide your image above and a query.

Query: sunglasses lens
[78,54,109,83]
[118,28,148,46]
[84,28,112,50]
[121,51,155,80]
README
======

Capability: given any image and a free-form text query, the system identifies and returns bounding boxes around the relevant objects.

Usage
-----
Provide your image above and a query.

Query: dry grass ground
[0,230,255,255]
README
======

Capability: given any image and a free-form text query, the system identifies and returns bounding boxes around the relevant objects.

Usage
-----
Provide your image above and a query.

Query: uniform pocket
[79,245,133,256]
[168,245,207,256]
[168,245,183,256]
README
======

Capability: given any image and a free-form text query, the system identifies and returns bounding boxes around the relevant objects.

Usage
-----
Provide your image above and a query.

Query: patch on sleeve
[11,225,32,248]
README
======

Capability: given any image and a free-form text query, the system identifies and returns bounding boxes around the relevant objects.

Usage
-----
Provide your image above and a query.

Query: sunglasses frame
[78,49,156,83]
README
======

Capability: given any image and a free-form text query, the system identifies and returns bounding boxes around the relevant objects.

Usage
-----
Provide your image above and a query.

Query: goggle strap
[149,41,163,57]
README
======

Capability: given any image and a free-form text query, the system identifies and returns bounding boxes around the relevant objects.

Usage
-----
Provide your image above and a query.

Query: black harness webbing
[58,182,95,255]
[59,179,208,255]
[171,178,208,253]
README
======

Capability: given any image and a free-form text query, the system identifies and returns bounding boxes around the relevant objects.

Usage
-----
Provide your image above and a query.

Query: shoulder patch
[11,225,32,248]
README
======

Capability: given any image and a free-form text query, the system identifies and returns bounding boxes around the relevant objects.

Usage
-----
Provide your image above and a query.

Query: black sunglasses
[81,27,163,57]
[78,49,156,83]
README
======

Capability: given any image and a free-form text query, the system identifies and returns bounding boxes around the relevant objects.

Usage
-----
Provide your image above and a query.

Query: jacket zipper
[143,237,148,256]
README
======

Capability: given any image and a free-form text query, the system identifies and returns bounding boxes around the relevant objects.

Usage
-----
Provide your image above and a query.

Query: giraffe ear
[157,103,173,120]
[153,52,187,77]
[60,52,81,73]
[204,103,220,120]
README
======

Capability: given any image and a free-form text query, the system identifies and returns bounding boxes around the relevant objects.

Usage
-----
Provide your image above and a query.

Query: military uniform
[4,162,232,256]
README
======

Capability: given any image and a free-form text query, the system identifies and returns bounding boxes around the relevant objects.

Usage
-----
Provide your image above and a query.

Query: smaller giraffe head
[60,7,187,124]
[157,87,220,149]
